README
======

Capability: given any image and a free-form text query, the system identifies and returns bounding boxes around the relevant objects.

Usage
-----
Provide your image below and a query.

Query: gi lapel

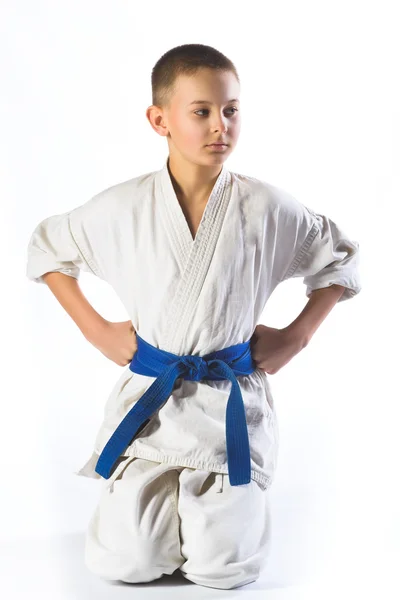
[157,158,233,353]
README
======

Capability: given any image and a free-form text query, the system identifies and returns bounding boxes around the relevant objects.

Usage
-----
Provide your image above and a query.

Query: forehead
[172,69,240,105]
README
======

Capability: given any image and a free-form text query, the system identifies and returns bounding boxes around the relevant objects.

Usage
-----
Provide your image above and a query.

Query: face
[148,68,241,166]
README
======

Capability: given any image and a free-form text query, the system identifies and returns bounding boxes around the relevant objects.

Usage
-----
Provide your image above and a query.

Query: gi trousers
[84,456,273,590]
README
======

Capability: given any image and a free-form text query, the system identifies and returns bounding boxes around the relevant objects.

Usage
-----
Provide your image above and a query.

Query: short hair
[151,44,240,109]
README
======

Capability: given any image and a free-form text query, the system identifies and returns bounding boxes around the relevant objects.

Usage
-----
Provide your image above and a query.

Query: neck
[167,154,223,206]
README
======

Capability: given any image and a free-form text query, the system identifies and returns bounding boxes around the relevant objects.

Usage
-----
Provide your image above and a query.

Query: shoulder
[72,170,157,219]
[229,170,317,224]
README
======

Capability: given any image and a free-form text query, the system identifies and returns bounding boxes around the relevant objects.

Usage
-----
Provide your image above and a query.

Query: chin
[205,148,231,158]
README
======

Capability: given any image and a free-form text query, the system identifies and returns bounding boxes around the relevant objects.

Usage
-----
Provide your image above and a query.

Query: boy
[26,44,361,590]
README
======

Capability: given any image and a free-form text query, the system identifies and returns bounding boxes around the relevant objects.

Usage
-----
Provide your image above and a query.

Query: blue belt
[95,333,256,486]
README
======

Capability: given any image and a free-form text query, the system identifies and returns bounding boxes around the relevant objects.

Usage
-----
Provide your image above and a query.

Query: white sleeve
[26,210,100,284]
[281,209,362,302]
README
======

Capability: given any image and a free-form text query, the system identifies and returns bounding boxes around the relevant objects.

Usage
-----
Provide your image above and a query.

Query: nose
[211,113,229,134]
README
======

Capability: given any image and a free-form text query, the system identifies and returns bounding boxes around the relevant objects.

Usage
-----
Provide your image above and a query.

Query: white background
[2,0,399,598]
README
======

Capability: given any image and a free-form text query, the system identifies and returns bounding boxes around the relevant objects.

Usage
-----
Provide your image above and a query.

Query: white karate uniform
[26,157,361,588]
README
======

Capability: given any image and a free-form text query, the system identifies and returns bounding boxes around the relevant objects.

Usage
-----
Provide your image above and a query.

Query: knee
[84,547,163,584]
[84,533,165,584]
[181,568,260,590]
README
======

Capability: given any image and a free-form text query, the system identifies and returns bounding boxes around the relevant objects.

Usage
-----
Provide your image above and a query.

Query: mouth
[206,144,228,150]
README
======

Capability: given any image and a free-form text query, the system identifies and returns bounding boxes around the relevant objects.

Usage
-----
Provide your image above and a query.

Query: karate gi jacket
[26,158,362,490]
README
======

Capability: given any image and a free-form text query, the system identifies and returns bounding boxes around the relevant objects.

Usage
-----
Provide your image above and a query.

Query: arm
[285,284,346,347]
[42,272,108,341]
[42,272,136,366]
[27,209,137,366]
[250,284,347,374]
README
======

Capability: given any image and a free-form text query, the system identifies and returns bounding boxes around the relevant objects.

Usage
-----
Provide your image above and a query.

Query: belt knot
[181,355,208,381]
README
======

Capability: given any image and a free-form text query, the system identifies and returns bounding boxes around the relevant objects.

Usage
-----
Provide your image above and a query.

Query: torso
[178,199,208,241]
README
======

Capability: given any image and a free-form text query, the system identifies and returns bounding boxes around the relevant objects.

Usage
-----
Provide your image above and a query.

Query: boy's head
[146,44,241,167]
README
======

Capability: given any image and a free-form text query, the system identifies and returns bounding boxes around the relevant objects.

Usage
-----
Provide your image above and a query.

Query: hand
[86,320,137,366]
[250,324,306,374]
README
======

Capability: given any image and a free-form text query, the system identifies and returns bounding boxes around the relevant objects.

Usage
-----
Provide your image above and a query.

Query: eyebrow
[188,99,240,105]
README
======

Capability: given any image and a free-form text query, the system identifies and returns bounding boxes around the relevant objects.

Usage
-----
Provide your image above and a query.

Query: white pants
[84,456,273,590]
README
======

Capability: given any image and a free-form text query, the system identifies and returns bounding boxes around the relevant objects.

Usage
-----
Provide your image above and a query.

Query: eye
[194,107,238,117]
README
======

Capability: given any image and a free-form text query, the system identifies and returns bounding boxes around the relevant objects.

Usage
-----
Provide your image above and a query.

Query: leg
[177,469,273,590]
[84,457,185,583]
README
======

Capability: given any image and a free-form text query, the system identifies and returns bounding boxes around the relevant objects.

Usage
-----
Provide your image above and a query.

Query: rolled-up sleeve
[26,211,100,284]
[282,209,362,302]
